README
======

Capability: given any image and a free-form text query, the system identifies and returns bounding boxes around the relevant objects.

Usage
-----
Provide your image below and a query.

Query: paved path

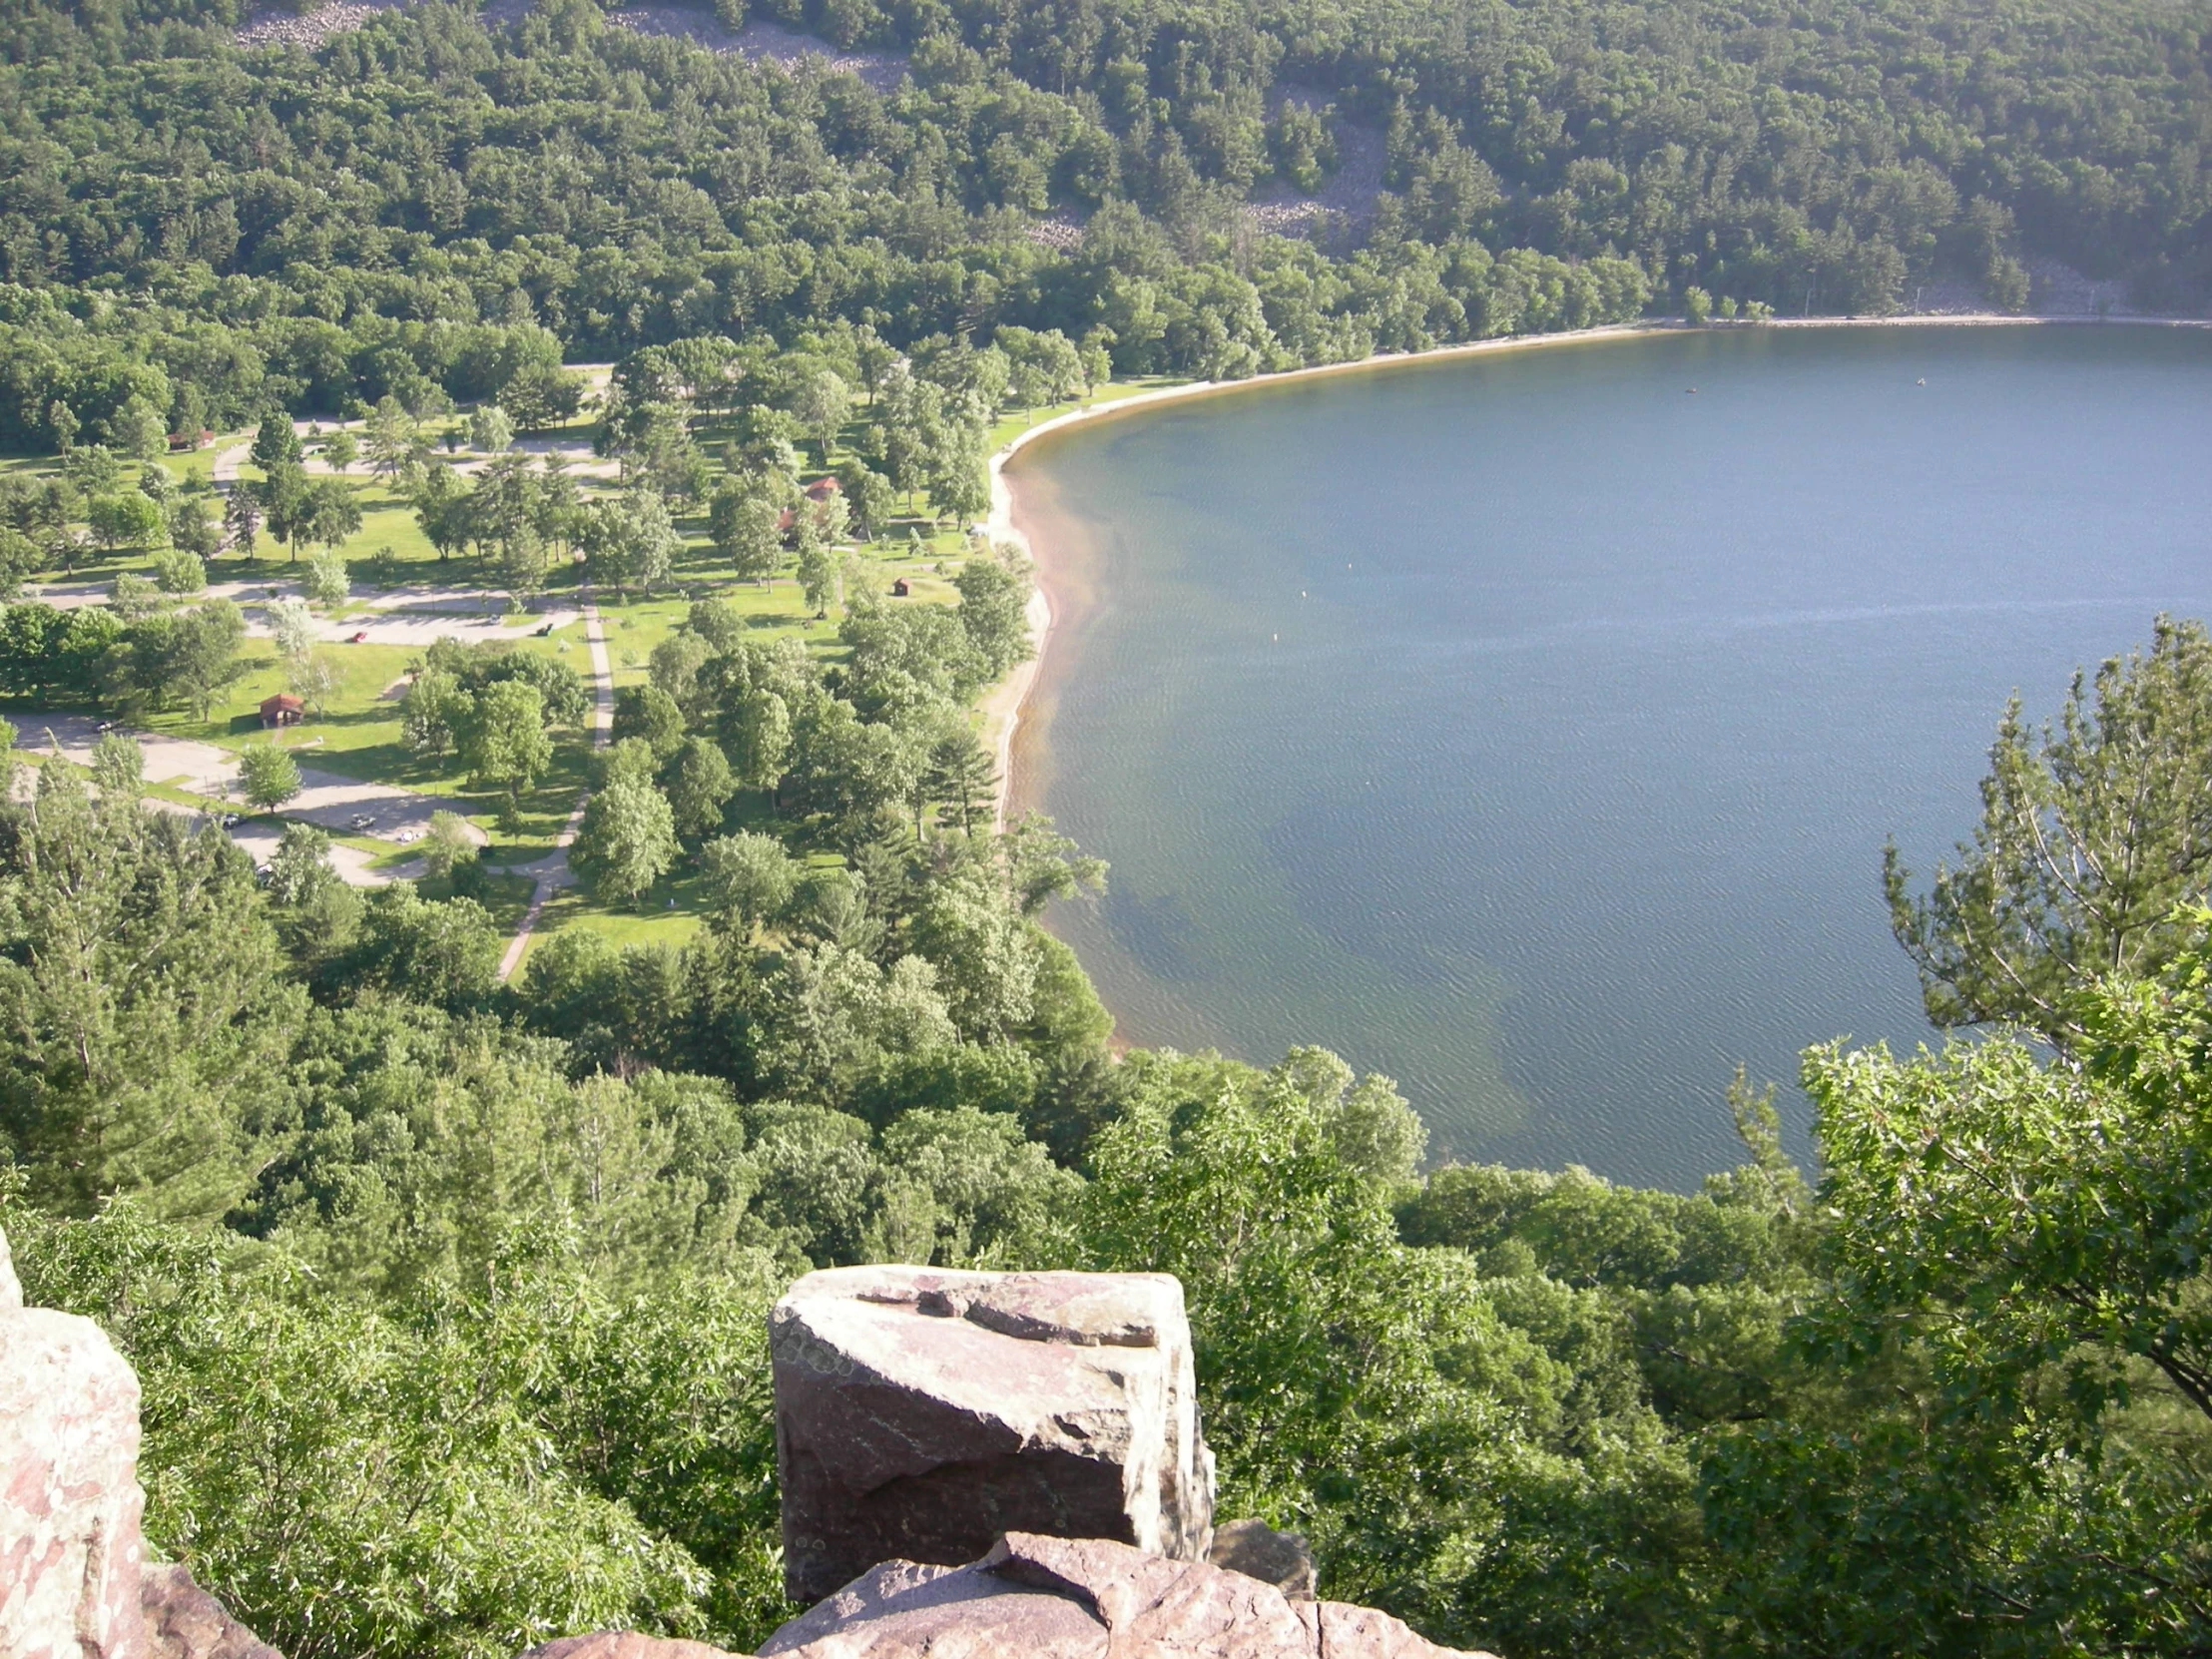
[25,572,581,647]
[23,715,236,797]
[228,822,419,887]
[28,713,484,865]
[209,435,252,490]
[497,570,614,981]
[280,753,488,845]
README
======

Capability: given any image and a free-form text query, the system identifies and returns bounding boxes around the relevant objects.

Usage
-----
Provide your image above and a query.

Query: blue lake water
[1006,324,2212,1189]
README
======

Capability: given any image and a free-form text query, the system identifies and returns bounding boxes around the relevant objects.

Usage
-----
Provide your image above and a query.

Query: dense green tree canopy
[1,0,2203,455]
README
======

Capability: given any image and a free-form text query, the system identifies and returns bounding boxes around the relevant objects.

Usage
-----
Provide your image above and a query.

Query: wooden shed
[260,693,304,728]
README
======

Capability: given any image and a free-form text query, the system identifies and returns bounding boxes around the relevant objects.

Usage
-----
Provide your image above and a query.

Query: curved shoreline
[977,310,2212,827]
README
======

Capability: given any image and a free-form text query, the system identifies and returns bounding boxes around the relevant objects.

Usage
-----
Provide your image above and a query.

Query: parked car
[347,630,368,643]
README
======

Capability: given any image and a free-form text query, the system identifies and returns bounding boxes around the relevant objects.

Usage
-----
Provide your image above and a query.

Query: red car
[347,630,368,643]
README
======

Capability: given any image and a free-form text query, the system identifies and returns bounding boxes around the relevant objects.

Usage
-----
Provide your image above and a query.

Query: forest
[3,0,2211,451]
[3,0,2212,1649]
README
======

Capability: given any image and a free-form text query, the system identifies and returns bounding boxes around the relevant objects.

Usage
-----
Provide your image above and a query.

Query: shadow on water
[1104,886,1207,982]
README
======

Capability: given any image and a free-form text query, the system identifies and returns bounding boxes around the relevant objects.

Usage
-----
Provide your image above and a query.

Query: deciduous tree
[664,737,737,839]
[573,777,679,907]
[238,742,302,811]
[249,412,300,474]
[792,369,851,466]
[88,491,164,551]
[419,810,480,882]
[581,488,679,599]
[467,404,515,454]
[712,485,785,586]
[954,550,1034,678]
[697,830,797,933]
[458,678,552,825]
[301,551,349,606]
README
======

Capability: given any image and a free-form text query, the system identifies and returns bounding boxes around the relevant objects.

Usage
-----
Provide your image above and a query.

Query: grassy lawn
[521,874,710,965]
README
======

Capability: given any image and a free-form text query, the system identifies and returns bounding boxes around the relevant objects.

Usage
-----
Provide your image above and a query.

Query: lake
[1005,323,2212,1190]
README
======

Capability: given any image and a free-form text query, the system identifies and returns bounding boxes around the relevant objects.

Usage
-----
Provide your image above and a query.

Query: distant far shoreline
[977,310,2212,828]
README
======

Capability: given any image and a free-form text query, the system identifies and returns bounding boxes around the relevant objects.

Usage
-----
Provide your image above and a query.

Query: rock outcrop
[756,1532,1500,1658]
[1,1226,281,1659]
[522,1636,735,1659]
[8,1235,1484,1659]
[1,1233,148,1659]
[772,1268,1214,1603]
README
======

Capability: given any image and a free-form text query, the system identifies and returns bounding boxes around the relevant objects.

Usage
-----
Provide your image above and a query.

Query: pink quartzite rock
[772,1269,1215,1603]
[754,1532,1503,1659]
[521,1635,737,1659]
[0,1232,148,1659]
[1,1227,285,1659]
[140,1563,285,1659]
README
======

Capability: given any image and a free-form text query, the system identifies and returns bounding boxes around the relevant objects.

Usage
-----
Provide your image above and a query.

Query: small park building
[260,694,304,728]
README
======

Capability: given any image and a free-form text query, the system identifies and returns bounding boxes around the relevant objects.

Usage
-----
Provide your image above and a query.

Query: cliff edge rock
[772,1267,1214,1603]
[0,1227,147,1659]
[758,1531,1500,1659]
[1,1226,281,1659]
[523,1532,1498,1659]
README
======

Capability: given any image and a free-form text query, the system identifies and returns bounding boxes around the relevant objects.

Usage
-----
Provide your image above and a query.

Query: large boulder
[756,1532,1501,1659]
[0,1233,148,1659]
[771,1269,1214,1603]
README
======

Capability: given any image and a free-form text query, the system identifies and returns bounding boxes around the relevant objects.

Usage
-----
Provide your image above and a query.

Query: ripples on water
[1009,325,2212,1190]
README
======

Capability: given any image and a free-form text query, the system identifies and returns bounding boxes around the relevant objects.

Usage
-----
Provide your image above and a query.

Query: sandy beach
[975,310,2212,829]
